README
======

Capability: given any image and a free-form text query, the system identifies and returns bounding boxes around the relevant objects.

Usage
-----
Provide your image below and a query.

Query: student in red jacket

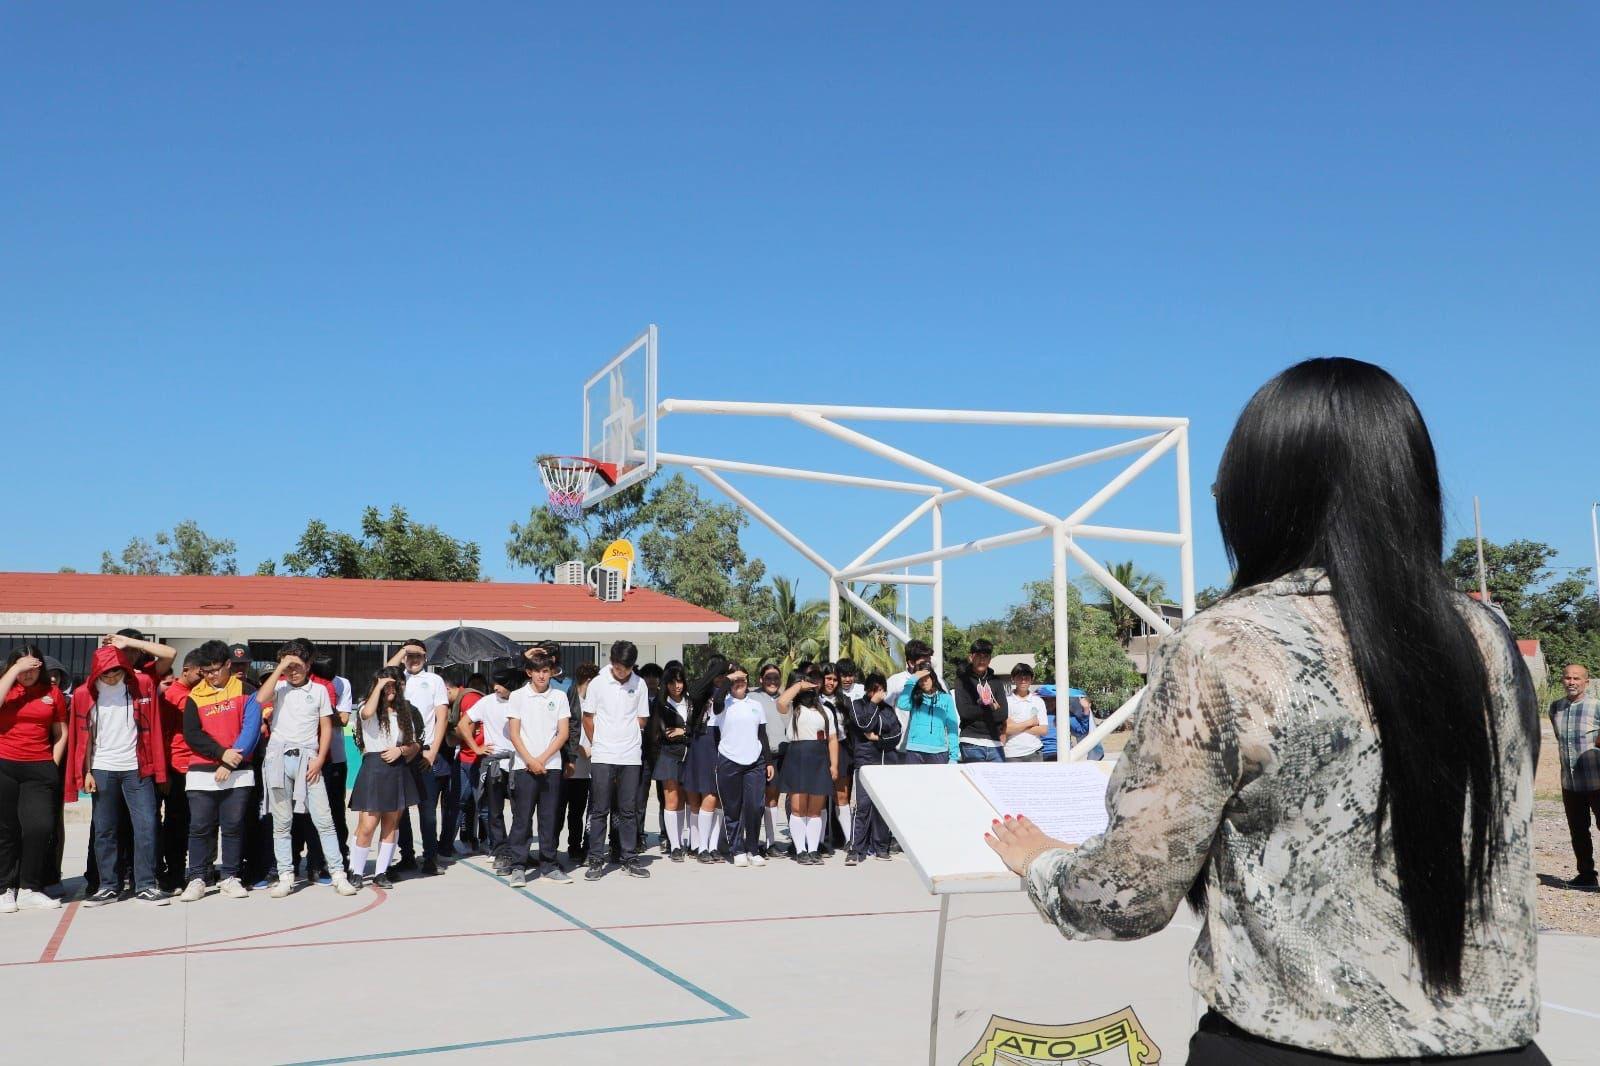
[66,645,168,906]
[0,645,68,912]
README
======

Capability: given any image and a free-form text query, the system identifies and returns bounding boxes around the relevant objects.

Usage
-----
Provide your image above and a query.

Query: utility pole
[1591,502,1600,611]
[1474,497,1490,603]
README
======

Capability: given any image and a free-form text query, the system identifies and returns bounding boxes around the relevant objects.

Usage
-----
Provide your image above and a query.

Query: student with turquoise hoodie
[896,667,961,765]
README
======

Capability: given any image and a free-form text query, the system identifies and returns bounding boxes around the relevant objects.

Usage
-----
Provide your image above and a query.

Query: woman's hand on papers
[985,814,1072,875]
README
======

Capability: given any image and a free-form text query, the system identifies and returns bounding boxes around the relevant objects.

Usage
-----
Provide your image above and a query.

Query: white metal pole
[1066,540,1176,636]
[662,397,1187,431]
[841,583,910,646]
[691,467,837,576]
[658,451,937,495]
[1176,424,1196,619]
[850,573,939,586]
[828,579,841,661]
[1474,497,1489,603]
[1066,688,1143,762]
[1052,524,1070,710]
[793,412,1062,529]
[932,504,944,672]
[836,524,1054,581]
[846,497,937,571]
[1061,429,1183,528]
[1066,525,1187,547]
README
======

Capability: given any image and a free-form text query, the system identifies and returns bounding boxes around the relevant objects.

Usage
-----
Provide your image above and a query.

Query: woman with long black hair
[649,665,692,861]
[347,667,422,891]
[987,359,1545,1064]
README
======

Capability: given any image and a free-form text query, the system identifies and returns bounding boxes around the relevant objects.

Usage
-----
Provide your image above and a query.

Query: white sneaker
[332,874,358,897]
[0,889,16,914]
[732,853,750,868]
[219,877,249,899]
[16,889,61,911]
[179,879,206,903]
[749,853,768,868]
[269,874,295,899]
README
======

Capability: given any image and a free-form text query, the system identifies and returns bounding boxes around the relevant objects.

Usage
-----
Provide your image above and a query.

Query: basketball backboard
[582,325,657,506]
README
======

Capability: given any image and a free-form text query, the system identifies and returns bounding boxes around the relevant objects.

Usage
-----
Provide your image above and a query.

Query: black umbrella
[423,626,527,668]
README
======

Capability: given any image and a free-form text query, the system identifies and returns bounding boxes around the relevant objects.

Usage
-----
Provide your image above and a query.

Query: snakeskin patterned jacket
[1024,569,1540,1058]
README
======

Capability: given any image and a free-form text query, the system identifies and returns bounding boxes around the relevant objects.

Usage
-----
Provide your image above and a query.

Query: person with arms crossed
[843,672,902,866]
[1002,663,1049,763]
[987,359,1548,1064]
[177,641,264,903]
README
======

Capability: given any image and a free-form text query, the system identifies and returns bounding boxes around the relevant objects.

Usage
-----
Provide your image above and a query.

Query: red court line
[1,885,388,969]
[6,903,946,968]
[37,902,80,963]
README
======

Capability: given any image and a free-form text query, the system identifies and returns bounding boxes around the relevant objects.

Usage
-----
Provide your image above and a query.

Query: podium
[864,765,1190,1062]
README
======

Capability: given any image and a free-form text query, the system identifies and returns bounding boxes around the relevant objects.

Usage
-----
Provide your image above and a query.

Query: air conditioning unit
[555,561,586,585]
[588,564,627,603]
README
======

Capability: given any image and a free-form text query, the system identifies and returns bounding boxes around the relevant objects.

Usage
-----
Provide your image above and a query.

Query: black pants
[242,774,274,884]
[186,786,252,882]
[435,749,461,853]
[848,763,892,856]
[479,764,511,864]
[0,758,58,892]
[508,768,561,869]
[397,759,440,864]
[714,754,765,858]
[613,755,655,855]
[1561,788,1600,878]
[157,771,189,890]
[558,777,590,859]
[588,763,639,863]
[1187,1012,1548,1065]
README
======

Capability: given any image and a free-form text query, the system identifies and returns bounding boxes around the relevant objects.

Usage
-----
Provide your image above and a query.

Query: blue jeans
[903,749,950,765]
[91,769,159,892]
[959,743,1006,764]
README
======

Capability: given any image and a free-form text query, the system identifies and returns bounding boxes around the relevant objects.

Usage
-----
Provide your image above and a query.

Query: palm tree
[1101,561,1167,647]
[766,575,825,674]
[814,582,899,675]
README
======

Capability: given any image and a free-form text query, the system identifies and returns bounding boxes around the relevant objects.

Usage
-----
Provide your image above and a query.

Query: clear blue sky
[5,5,1596,624]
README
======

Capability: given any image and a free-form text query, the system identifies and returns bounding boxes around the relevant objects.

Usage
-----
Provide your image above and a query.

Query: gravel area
[1532,720,1600,934]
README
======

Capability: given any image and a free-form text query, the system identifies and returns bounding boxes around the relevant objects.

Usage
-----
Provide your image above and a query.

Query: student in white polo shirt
[583,640,651,881]
[458,667,521,874]
[505,654,571,886]
[387,639,450,877]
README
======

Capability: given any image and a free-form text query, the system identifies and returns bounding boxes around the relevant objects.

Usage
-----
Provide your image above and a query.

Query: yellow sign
[958,1007,1162,1066]
[600,539,635,580]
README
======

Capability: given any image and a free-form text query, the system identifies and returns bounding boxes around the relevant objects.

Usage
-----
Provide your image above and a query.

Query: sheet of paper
[962,762,1112,845]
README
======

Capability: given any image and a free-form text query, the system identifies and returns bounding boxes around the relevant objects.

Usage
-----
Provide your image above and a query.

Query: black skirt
[652,742,688,783]
[777,739,832,796]
[681,730,720,794]
[349,752,418,814]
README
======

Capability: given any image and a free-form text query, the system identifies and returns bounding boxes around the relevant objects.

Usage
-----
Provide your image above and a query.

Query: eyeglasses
[200,663,230,677]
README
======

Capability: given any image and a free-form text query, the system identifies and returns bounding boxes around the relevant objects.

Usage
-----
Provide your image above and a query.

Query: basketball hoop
[537,455,616,521]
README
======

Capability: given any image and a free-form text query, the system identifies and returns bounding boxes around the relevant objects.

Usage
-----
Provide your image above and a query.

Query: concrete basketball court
[2,811,1595,1065]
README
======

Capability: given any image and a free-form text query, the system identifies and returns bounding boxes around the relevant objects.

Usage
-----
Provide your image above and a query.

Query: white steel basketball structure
[579,326,1196,753]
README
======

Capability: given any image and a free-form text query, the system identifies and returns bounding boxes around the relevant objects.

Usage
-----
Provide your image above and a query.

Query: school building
[0,571,737,689]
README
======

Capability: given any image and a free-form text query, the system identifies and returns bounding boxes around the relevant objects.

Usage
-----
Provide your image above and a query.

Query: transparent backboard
[582,324,657,506]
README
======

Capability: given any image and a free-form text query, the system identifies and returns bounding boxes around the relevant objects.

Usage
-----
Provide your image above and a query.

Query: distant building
[990,653,1036,676]
[0,571,735,690]
[1517,639,1547,686]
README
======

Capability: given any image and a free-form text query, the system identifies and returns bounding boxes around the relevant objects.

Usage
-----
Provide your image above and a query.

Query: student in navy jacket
[844,673,903,864]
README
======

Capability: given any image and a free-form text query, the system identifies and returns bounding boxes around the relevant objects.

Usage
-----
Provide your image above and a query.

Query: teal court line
[277,861,744,1065]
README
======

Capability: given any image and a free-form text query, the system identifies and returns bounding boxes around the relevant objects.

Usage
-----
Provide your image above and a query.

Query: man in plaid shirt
[1551,663,1600,887]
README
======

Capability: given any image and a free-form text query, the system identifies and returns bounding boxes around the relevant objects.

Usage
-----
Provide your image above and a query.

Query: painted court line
[36,901,79,963]
[274,861,745,1066]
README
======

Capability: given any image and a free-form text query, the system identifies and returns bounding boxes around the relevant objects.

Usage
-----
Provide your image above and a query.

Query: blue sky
[4,5,1596,624]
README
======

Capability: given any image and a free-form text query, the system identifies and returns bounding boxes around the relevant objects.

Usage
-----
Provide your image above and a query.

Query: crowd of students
[0,628,1099,910]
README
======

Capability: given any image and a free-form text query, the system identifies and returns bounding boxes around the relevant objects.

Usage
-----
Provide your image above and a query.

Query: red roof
[1517,639,1542,657]
[0,572,733,626]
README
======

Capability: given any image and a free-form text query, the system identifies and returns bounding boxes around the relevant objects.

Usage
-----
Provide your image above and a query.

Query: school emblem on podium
[958,1006,1161,1066]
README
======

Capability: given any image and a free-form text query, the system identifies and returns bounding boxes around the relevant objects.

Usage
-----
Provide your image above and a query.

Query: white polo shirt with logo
[506,685,568,772]
[584,668,649,766]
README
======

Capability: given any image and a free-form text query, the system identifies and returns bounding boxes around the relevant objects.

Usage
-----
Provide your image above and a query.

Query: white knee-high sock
[678,807,691,847]
[806,816,823,853]
[349,844,370,877]
[838,805,853,846]
[664,810,682,850]
[375,842,396,876]
[762,807,776,844]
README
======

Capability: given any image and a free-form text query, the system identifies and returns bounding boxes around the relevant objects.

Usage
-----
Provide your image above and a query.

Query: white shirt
[404,669,449,749]
[789,704,835,743]
[718,695,768,765]
[91,683,139,772]
[1004,688,1047,758]
[269,681,332,750]
[466,691,514,757]
[506,685,567,772]
[328,676,352,763]
[584,668,649,766]
[358,707,405,753]
[751,689,785,754]
[844,682,865,702]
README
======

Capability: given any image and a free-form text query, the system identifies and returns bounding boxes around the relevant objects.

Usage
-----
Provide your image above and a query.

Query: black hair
[786,669,819,709]
[638,662,663,680]
[661,664,688,698]
[294,636,319,657]
[401,638,427,653]
[836,657,858,677]
[609,640,638,668]
[758,661,781,679]
[277,638,313,664]
[863,671,888,694]
[574,663,601,686]
[182,649,207,670]
[525,653,555,672]
[490,667,524,692]
[364,665,419,749]
[3,643,46,684]
[663,659,683,673]
[1215,357,1525,994]
[466,672,489,694]
[310,655,336,680]
[903,639,933,666]
[1010,662,1034,679]
[195,639,232,668]
[969,637,994,656]
[116,627,145,640]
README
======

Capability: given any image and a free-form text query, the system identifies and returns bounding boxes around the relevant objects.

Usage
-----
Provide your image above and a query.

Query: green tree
[1443,537,1598,689]
[100,520,238,576]
[957,579,1142,706]
[822,583,900,675]
[1196,584,1229,610]
[762,575,825,673]
[280,506,481,581]
[1094,560,1168,646]
[505,479,655,580]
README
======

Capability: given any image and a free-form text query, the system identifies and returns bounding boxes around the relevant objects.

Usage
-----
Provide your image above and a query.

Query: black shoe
[887,842,902,856]
[584,861,605,882]
[84,887,118,907]
[1567,872,1599,889]
[755,843,770,859]
[349,873,365,891]
[394,857,418,873]
[669,847,686,863]
[695,849,716,864]
[624,860,651,879]
[420,861,441,877]
[373,873,396,890]
[845,852,862,867]
[135,886,170,906]
[873,851,893,862]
